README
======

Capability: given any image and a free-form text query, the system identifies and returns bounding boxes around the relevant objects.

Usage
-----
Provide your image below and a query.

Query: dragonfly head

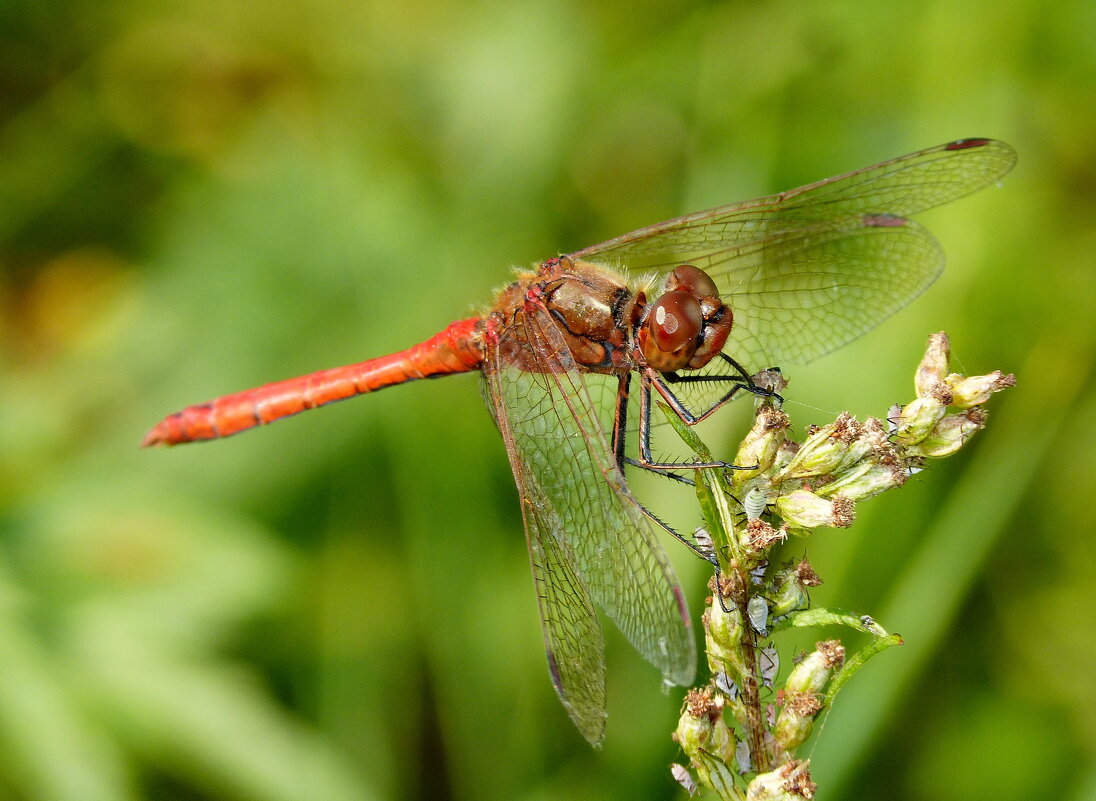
[637,264,733,372]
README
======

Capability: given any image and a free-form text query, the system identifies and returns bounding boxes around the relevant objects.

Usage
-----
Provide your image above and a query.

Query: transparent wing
[569,138,1016,369]
[501,444,607,744]
[710,216,944,369]
[483,307,696,743]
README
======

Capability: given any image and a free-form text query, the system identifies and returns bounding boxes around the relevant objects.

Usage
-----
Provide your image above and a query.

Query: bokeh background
[1,1,1093,799]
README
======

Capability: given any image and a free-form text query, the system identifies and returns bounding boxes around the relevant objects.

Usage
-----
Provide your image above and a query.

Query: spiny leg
[610,373,715,560]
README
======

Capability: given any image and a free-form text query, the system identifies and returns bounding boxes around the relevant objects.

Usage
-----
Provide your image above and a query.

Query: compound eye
[649,290,702,353]
[668,264,719,299]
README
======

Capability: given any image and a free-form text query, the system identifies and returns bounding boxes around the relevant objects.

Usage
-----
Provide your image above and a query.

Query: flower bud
[709,712,738,764]
[915,332,951,398]
[834,417,887,472]
[772,440,800,474]
[775,490,855,528]
[706,597,743,653]
[675,688,720,754]
[732,406,789,484]
[907,408,987,457]
[784,640,844,696]
[893,396,947,445]
[675,708,713,755]
[774,691,824,750]
[777,413,861,479]
[746,760,816,800]
[816,460,906,502]
[705,580,748,678]
[946,370,1016,408]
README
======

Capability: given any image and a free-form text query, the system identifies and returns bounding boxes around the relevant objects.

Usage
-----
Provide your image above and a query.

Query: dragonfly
[144,137,1016,745]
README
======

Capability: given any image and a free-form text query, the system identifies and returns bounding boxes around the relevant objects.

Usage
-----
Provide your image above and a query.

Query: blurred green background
[1,0,1093,799]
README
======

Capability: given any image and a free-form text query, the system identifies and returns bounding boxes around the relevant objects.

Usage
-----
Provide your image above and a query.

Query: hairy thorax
[489,257,644,375]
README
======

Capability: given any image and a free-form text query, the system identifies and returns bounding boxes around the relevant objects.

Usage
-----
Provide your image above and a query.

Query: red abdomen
[143,317,484,446]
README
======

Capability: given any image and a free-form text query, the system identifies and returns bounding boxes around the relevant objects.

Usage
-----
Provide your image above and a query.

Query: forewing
[483,306,696,742]
[569,139,1014,263]
[569,138,1016,369]
[714,216,944,369]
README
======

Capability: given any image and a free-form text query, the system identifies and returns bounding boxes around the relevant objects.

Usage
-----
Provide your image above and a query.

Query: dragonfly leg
[610,374,718,563]
[621,457,696,486]
[661,354,784,418]
[712,563,734,615]
[614,372,711,479]
[611,372,630,471]
[634,367,764,472]
[633,495,719,565]
[610,367,755,565]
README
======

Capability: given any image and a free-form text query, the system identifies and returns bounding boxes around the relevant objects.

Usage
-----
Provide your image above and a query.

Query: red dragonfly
[144,138,1016,744]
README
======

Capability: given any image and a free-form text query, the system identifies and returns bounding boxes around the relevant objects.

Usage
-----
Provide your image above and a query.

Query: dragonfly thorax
[489,257,641,375]
[505,259,734,376]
